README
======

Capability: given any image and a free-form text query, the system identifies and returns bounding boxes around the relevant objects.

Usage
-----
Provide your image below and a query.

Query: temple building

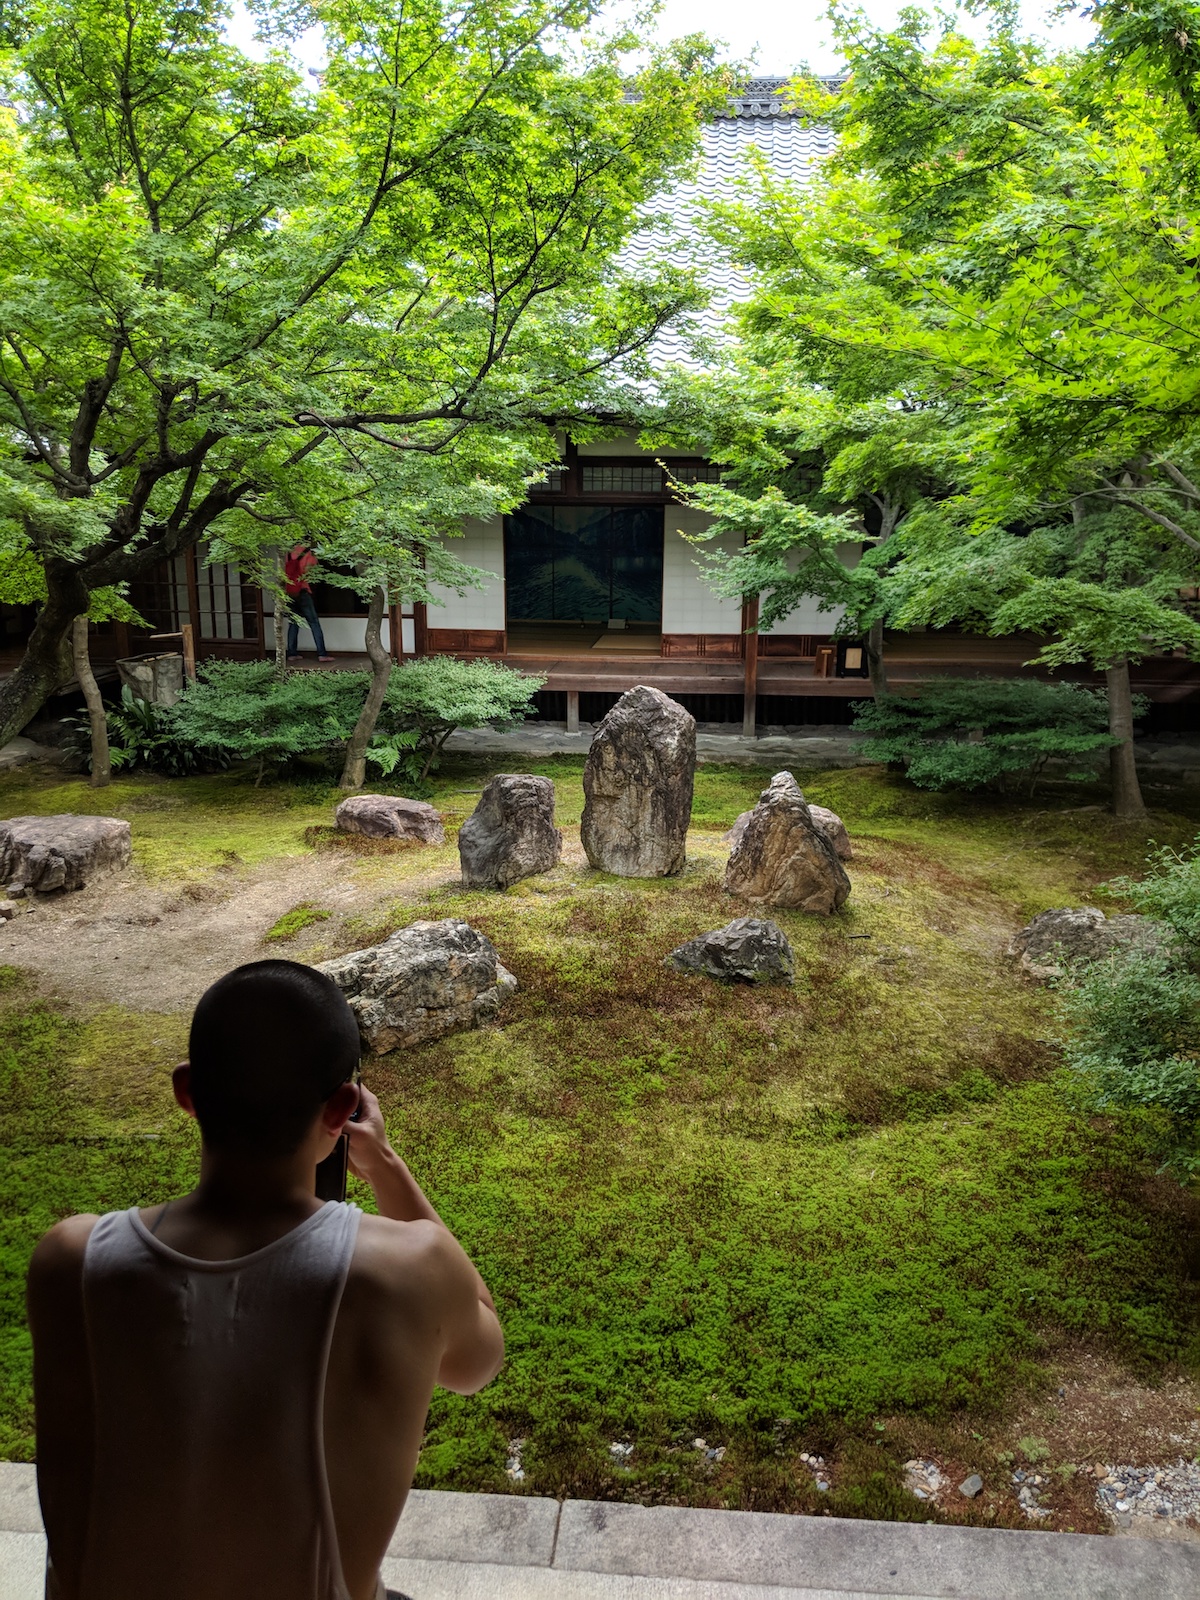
[67,80,1196,729]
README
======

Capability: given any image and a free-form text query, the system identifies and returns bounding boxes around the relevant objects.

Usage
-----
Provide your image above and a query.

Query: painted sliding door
[505,506,663,622]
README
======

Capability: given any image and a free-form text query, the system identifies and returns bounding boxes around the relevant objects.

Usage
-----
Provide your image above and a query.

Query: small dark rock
[1009,906,1176,979]
[666,917,795,985]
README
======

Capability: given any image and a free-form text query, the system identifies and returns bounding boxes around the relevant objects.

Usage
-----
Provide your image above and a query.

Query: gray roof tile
[623,79,838,369]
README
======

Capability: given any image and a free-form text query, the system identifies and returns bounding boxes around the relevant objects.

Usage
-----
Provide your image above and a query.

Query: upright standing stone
[724,801,853,861]
[724,772,850,914]
[459,774,562,890]
[581,685,695,877]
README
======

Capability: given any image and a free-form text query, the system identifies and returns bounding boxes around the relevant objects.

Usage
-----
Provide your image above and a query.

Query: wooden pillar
[413,601,428,657]
[566,690,580,732]
[741,595,759,737]
[388,602,402,663]
[179,623,196,681]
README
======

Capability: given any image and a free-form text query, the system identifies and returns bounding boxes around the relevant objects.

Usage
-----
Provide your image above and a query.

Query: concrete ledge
[387,1488,559,1567]
[556,1499,1200,1600]
[381,1554,941,1599]
[0,1469,39,1536]
[0,1532,45,1600]
[4,1467,1197,1599]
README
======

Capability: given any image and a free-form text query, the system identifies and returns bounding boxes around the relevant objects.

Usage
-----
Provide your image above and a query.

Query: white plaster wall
[661,506,743,633]
[427,517,506,629]
[291,616,390,653]
[759,542,858,635]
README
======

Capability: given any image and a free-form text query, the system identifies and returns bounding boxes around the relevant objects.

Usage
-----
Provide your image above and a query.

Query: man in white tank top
[26,959,505,1600]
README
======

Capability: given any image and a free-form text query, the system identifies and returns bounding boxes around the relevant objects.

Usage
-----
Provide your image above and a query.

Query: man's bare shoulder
[348,1213,469,1303]
[29,1216,99,1278]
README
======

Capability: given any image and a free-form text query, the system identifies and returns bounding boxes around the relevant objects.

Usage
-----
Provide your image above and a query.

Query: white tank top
[61,1201,383,1600]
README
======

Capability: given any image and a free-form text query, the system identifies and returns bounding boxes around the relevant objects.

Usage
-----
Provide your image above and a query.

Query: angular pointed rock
[724,772,850,914]
[459,774,562,890]
[581,685,695,877]
[725,801,852,861]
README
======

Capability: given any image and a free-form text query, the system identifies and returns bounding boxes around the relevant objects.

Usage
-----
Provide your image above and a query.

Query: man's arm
[26,1216,98,1600]
[347,1089,504,1394]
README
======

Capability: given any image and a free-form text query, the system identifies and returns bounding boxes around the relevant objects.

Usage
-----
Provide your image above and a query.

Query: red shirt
[285,549,317,598]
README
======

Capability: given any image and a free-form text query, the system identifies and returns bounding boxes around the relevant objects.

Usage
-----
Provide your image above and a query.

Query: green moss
[0,760,1197,1507]
[265,904,332,942]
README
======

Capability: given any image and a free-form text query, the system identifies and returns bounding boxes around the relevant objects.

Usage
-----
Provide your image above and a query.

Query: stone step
[2,1465,1197,1599]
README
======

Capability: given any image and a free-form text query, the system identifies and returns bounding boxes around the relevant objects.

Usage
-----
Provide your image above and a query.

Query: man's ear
[321,1081,359,1138]
[172,1063,196,1119]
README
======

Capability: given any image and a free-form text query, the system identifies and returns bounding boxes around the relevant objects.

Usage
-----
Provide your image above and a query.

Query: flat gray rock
[1009,906,1176,979]
[667,917,795,984]
[0,814,131,893]
[316,918,515,1054]
[334,793,444,845]
[581,686,695,878]
[459,774,562,890]
[724,773,850,915]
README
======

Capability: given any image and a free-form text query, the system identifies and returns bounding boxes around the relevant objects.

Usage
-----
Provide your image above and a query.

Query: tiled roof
[623,78,839,370]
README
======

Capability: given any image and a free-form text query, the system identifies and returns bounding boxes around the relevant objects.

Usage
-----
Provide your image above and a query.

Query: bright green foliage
[168,657,544,781]
[1063,832,1200,1172]
[63,686,230,777]
[1106,835,1200,947]
[374,656,545,779]
[1060,952,1200,1165]
[170,663,366,776]
[852,679,1121,792]
[265,904,332,942]
[0,0,730,741]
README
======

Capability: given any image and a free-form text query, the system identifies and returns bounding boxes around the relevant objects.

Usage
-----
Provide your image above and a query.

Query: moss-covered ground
[1,756,1198,1528]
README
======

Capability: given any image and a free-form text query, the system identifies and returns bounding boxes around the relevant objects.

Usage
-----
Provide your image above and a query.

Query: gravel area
[1096,1461,1200,1529]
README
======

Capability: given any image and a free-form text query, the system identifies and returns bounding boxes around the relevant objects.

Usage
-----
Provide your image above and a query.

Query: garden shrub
[168,657,544,783]
[1063,833,1200,1174]
[171,662,365,780]
[372,656,545,780]
[852,679,1125,792]
[62,686,231,777]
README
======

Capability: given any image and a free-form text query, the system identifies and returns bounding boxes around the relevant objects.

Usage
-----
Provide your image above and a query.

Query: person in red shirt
[285,543,334,662]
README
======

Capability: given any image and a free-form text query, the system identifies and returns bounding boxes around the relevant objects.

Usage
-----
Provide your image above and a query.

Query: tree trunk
[273,552,288,677]
[1106,658,1148,824]
[866,617,888,697]
[71,616,111,788]
[0,571,85,749]
[339,586,391,790]
[863,497,901,697]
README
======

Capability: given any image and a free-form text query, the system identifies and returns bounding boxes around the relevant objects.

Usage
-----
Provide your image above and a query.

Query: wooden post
[566,690,580,732]
[179,622,196,681]
[741,596,759,737]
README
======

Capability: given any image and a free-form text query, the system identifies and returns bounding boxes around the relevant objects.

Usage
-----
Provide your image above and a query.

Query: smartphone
[314,1068,363,1202]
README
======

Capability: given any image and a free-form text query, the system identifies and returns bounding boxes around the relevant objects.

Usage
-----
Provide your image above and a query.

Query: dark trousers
[286,589,328,657]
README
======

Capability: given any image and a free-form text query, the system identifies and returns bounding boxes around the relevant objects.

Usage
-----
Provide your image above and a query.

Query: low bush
[372,656,545,780]
[170,662,365,781]
[1063,833,1200,1175]
[62,686,231,777]
[168,657,544,784]
[853,679,1124,792]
